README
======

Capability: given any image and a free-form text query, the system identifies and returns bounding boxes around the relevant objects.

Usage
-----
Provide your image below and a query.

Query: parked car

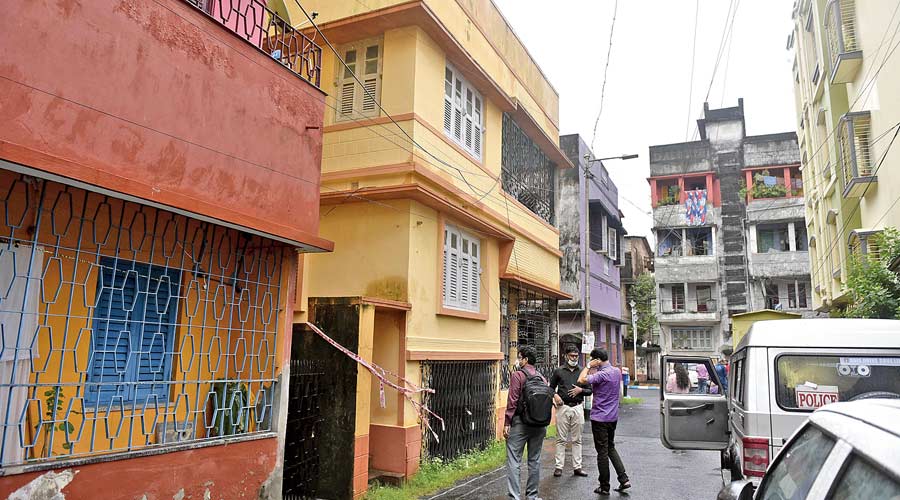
[717,399,900,499]
[659,319,900,483]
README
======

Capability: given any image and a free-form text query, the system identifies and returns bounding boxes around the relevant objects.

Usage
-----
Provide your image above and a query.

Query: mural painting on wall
[684,190,708,226]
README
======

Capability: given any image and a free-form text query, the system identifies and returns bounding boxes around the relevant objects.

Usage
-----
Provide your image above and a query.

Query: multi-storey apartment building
[290,1,570,497]
[788,0,900,310]
[649,100,812,359]
[0,1,330,498]
[558,135,627,367]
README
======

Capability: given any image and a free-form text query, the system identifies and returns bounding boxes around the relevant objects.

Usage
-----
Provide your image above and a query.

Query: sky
[493,0,799,241]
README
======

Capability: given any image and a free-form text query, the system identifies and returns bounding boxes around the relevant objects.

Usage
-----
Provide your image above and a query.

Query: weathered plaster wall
[0,0,328,250]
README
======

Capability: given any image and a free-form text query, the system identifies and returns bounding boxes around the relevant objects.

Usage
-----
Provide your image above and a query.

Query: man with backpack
[504,345,553,500]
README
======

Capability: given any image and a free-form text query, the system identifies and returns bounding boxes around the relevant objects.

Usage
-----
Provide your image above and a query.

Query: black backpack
[517,368,554,427]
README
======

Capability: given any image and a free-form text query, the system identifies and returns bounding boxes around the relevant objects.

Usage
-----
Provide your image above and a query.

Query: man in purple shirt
[578,348,631,495]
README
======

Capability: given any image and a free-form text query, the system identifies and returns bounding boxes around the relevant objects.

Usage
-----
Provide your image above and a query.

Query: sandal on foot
[615,481,632,492]
[594,486,610,495]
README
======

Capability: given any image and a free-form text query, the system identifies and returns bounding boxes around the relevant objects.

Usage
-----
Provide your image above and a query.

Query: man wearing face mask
[549,345,592,477]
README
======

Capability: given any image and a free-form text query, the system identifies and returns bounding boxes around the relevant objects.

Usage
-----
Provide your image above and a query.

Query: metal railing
[660,298,718,314]
[0,170,285,467]
[825,0,860,68]
[838,112,873,185]
[184,0,322,87]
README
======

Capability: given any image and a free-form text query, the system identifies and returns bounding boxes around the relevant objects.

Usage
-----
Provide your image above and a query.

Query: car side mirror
[717,480,753,500]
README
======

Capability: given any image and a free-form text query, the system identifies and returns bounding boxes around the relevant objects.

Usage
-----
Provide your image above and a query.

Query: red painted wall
[0,0,331,251]
[0,437,277,499]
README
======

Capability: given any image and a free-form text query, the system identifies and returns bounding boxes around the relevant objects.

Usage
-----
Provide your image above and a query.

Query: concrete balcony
[655,255,719,283]
[0,0,330,250]
[825,0,863,84]
[653,204,721,229]
[749,251,811,279]
[747,197,805,223]
[659,298,720,324]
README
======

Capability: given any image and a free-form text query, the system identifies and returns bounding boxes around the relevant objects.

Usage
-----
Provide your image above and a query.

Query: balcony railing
[185,0,321,87]
[825,0,862,83]
[660,298,718,314]
[838,112,876,197]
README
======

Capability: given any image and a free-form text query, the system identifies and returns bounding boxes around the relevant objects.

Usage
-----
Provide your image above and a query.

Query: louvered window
[443,65,483,160]
[609,227,618,261]
[443,224,481,312]
[336,39,382,121]
[86,258,180,405]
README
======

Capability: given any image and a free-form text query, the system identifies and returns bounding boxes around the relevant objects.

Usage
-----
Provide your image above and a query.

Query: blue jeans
[506,417,547,500]
[698,378,709,394]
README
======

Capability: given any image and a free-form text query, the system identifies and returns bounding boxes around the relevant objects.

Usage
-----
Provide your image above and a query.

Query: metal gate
[421,360,498,461]
[283,359,325,499]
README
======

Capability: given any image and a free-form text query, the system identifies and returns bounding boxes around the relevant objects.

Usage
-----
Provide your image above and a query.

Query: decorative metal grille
[184,0,322,87]
[501,113,556,224]
[499,283,555,389]
[0,170,285,467]
[421,361,497,461]
[283,359,324,500]
[500,363,556,392]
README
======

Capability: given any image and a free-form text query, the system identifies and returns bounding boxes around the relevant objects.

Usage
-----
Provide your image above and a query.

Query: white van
[659,318,900,483]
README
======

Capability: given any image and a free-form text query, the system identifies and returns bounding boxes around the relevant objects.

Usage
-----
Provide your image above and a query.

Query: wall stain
[113,1,236,78]
[365,276,408,302]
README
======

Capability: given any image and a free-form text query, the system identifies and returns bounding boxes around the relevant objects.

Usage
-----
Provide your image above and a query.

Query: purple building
[558,135,627,366]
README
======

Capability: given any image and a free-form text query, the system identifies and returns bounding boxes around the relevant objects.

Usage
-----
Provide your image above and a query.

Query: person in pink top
[695,362,710,394]
[666,363,691,394]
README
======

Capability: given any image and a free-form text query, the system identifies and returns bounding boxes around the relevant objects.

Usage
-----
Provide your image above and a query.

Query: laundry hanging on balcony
[684,189,708,226]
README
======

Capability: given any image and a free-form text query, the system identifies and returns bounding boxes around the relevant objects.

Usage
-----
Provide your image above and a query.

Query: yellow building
[282,1,571,497]
[731,310,802,349]
[789,0,900,311]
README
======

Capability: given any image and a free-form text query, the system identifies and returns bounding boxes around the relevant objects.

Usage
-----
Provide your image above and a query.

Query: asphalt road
[424,388,723,500]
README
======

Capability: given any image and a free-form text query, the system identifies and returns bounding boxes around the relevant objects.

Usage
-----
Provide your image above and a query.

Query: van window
[757,425,835,500]
[829,455,900,499]
[732,358,747,408]
[775,355,900,411]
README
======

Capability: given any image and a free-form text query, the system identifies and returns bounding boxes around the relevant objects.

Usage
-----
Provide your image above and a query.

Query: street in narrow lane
[425,388,722,500]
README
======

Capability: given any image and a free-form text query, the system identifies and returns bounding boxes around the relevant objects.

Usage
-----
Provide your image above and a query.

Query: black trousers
[591,420,629,490]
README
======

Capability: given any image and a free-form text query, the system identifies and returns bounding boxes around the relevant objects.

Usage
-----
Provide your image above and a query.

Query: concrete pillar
[650,179,659,207]
[784,167,793,198]
[749,224,758,254]
[508,287,519,367]
[745,170,754,202]
[549,299,559,366]
[678,177,686,204]
[788,222,797,252]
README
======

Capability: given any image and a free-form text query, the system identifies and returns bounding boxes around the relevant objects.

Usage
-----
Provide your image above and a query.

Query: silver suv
[718,399,900,499]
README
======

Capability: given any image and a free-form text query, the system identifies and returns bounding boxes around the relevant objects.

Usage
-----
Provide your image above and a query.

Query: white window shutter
[601,216,608,253]
[339,81,355,116]
[442,238,449,304]
[609,228,617,261]
[361,77,378,113]
[444,97,453,132]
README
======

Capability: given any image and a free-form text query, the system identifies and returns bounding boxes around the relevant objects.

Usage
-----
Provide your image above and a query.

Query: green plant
[658,185,681,206]
[749,170,788,199]
[209,381,250,436]
[35,386,78,457]
[364,441,507,500]
[620,397,643,405]
[626,273,658,345]
[738,179,747,201]
[839,228,900,319]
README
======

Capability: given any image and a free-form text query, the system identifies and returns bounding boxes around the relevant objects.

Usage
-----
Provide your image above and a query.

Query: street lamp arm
[586,154,639,163]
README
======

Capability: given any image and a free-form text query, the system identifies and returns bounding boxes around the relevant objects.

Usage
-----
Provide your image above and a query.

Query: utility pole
[582,153,594,351]
[630,299,638,382]
[583,153,639,357]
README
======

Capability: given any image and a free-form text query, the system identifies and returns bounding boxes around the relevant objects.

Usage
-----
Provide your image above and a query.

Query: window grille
[0,170,284,467]
[421,360,497,461]
[499,283,554,389]
[670,328,712,351]
[501,113,555,224]
[838,112,873,184]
